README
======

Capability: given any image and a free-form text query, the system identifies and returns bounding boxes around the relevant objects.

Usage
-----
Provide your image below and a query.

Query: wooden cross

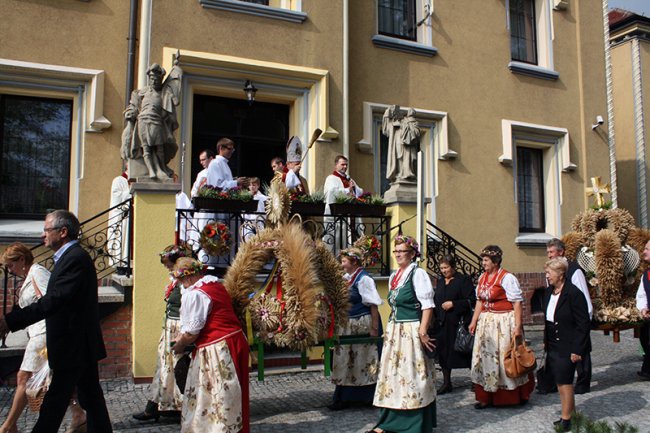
[586,176,611,208]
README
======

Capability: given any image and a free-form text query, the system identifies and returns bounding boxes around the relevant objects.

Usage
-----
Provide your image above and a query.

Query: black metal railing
[1,198,133,347]
[176,208,392,276]
[425,220,482,285]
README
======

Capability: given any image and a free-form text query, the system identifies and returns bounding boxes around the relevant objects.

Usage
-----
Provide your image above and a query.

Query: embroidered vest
[388,267,420,322]
[165,282,182,320]
[477,268,513,312]
[348,269,371,318]
[193,281,244,349]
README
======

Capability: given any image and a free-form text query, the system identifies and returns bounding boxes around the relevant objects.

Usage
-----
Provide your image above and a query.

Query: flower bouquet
[353,235,382,268]
[199,221,232,256]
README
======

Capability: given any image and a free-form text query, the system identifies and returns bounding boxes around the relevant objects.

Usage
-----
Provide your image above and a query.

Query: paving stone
[1,329,649,432]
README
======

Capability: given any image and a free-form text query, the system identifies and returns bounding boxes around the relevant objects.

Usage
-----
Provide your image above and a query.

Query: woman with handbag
[133,243,194,422]
[542,257,590,432]
[366,235,436,433]
[434,255,476,395]
[171,257,249,433]
[0,243,87,433]
[329,247,383,410]
[468,245,534,409]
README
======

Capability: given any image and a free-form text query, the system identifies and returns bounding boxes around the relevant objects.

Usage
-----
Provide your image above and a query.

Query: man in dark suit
[0,210,112,433]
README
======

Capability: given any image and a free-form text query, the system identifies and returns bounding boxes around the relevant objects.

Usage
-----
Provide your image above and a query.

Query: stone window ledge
[508,61,559,81]
[515,232,553,247]
[372,35,438,57]
[199,0,307,23]
[0,220,43,244]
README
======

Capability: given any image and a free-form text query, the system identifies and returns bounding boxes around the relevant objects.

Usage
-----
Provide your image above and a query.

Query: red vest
[477,268,514,312]
[193,281,244,349]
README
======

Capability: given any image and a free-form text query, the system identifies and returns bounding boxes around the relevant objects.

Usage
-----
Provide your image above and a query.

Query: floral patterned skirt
[470,311,533,404]
[332,314,380,387]
[150,317,183,411]
[181,330,249,433]
[373,321,436,410]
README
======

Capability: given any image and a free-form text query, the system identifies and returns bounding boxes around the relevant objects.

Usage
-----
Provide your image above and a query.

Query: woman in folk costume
[468,245,534,409]
[329,247,383,410]
[171,258,249,433]
[367,235,436,433]
[133,243,194,422]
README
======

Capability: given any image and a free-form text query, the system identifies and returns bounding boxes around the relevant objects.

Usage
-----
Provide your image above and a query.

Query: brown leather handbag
[504,335,537,378]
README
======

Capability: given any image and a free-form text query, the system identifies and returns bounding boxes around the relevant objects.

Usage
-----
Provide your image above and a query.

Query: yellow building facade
[610,9,650,229]
[1,0,613,377]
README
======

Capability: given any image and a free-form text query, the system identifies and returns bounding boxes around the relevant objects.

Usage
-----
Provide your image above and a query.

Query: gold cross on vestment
[586,176,611,208]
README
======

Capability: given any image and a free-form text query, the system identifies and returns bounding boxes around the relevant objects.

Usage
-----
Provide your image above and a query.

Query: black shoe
[437,384,453,395]
[474,402,489,410]
[574,387,590,395]
[327,401,349,411]
[553,418,571,432]
[637,371,650,380]
[159,410,181,419]
[133,401,159,422]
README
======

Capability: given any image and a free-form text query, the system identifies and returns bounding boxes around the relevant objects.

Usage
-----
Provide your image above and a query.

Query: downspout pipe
[343,0,349,158]
[125,0,138,109]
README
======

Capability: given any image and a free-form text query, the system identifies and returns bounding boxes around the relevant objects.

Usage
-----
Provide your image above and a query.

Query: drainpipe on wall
[137,0,153,89]
[631,37,648,228]
[602,0,618,207]
[342,0,349,158]
[125,0,138,109]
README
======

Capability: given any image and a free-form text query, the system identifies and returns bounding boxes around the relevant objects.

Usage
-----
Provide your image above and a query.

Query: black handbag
[454,317,474,354]
[173,344,196,394]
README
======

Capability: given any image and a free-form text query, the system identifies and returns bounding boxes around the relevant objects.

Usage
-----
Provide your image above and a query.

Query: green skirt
[375,400,436,433]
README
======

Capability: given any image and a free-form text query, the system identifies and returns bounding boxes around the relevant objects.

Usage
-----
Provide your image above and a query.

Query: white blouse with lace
[179,275,220,335]
[388,263,435,309]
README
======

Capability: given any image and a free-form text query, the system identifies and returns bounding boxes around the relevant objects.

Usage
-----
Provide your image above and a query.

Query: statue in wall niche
[382,105,421,185]
[121,60,183,180]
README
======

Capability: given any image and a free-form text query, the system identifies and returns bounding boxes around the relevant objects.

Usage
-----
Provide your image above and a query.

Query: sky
[609,0,650,16]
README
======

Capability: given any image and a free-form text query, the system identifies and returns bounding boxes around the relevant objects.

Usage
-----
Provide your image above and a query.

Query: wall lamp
[243,80,258,106]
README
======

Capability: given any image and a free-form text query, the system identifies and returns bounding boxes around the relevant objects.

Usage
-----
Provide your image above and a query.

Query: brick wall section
[99,304,132,379]
[514,271,547,326]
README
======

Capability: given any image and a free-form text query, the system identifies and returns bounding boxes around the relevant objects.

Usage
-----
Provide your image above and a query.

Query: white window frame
[0,58,110,238]
[162,47,337,196]
[501,119,574,245]
[506,0,559,80]
[372,0,438,57]
[357,101,454,224]
[199,0,307,23]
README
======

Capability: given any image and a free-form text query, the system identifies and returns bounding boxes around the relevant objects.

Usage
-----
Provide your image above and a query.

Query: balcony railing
[176,207,392,276]
[1,198,133,347]
[425,220,482,285]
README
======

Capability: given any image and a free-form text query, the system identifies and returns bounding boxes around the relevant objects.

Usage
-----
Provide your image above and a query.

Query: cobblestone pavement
[2,329,650,432]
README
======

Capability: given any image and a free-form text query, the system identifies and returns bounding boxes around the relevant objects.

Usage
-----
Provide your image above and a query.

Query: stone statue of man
[121,61,182,180]
[382,105,420,184]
